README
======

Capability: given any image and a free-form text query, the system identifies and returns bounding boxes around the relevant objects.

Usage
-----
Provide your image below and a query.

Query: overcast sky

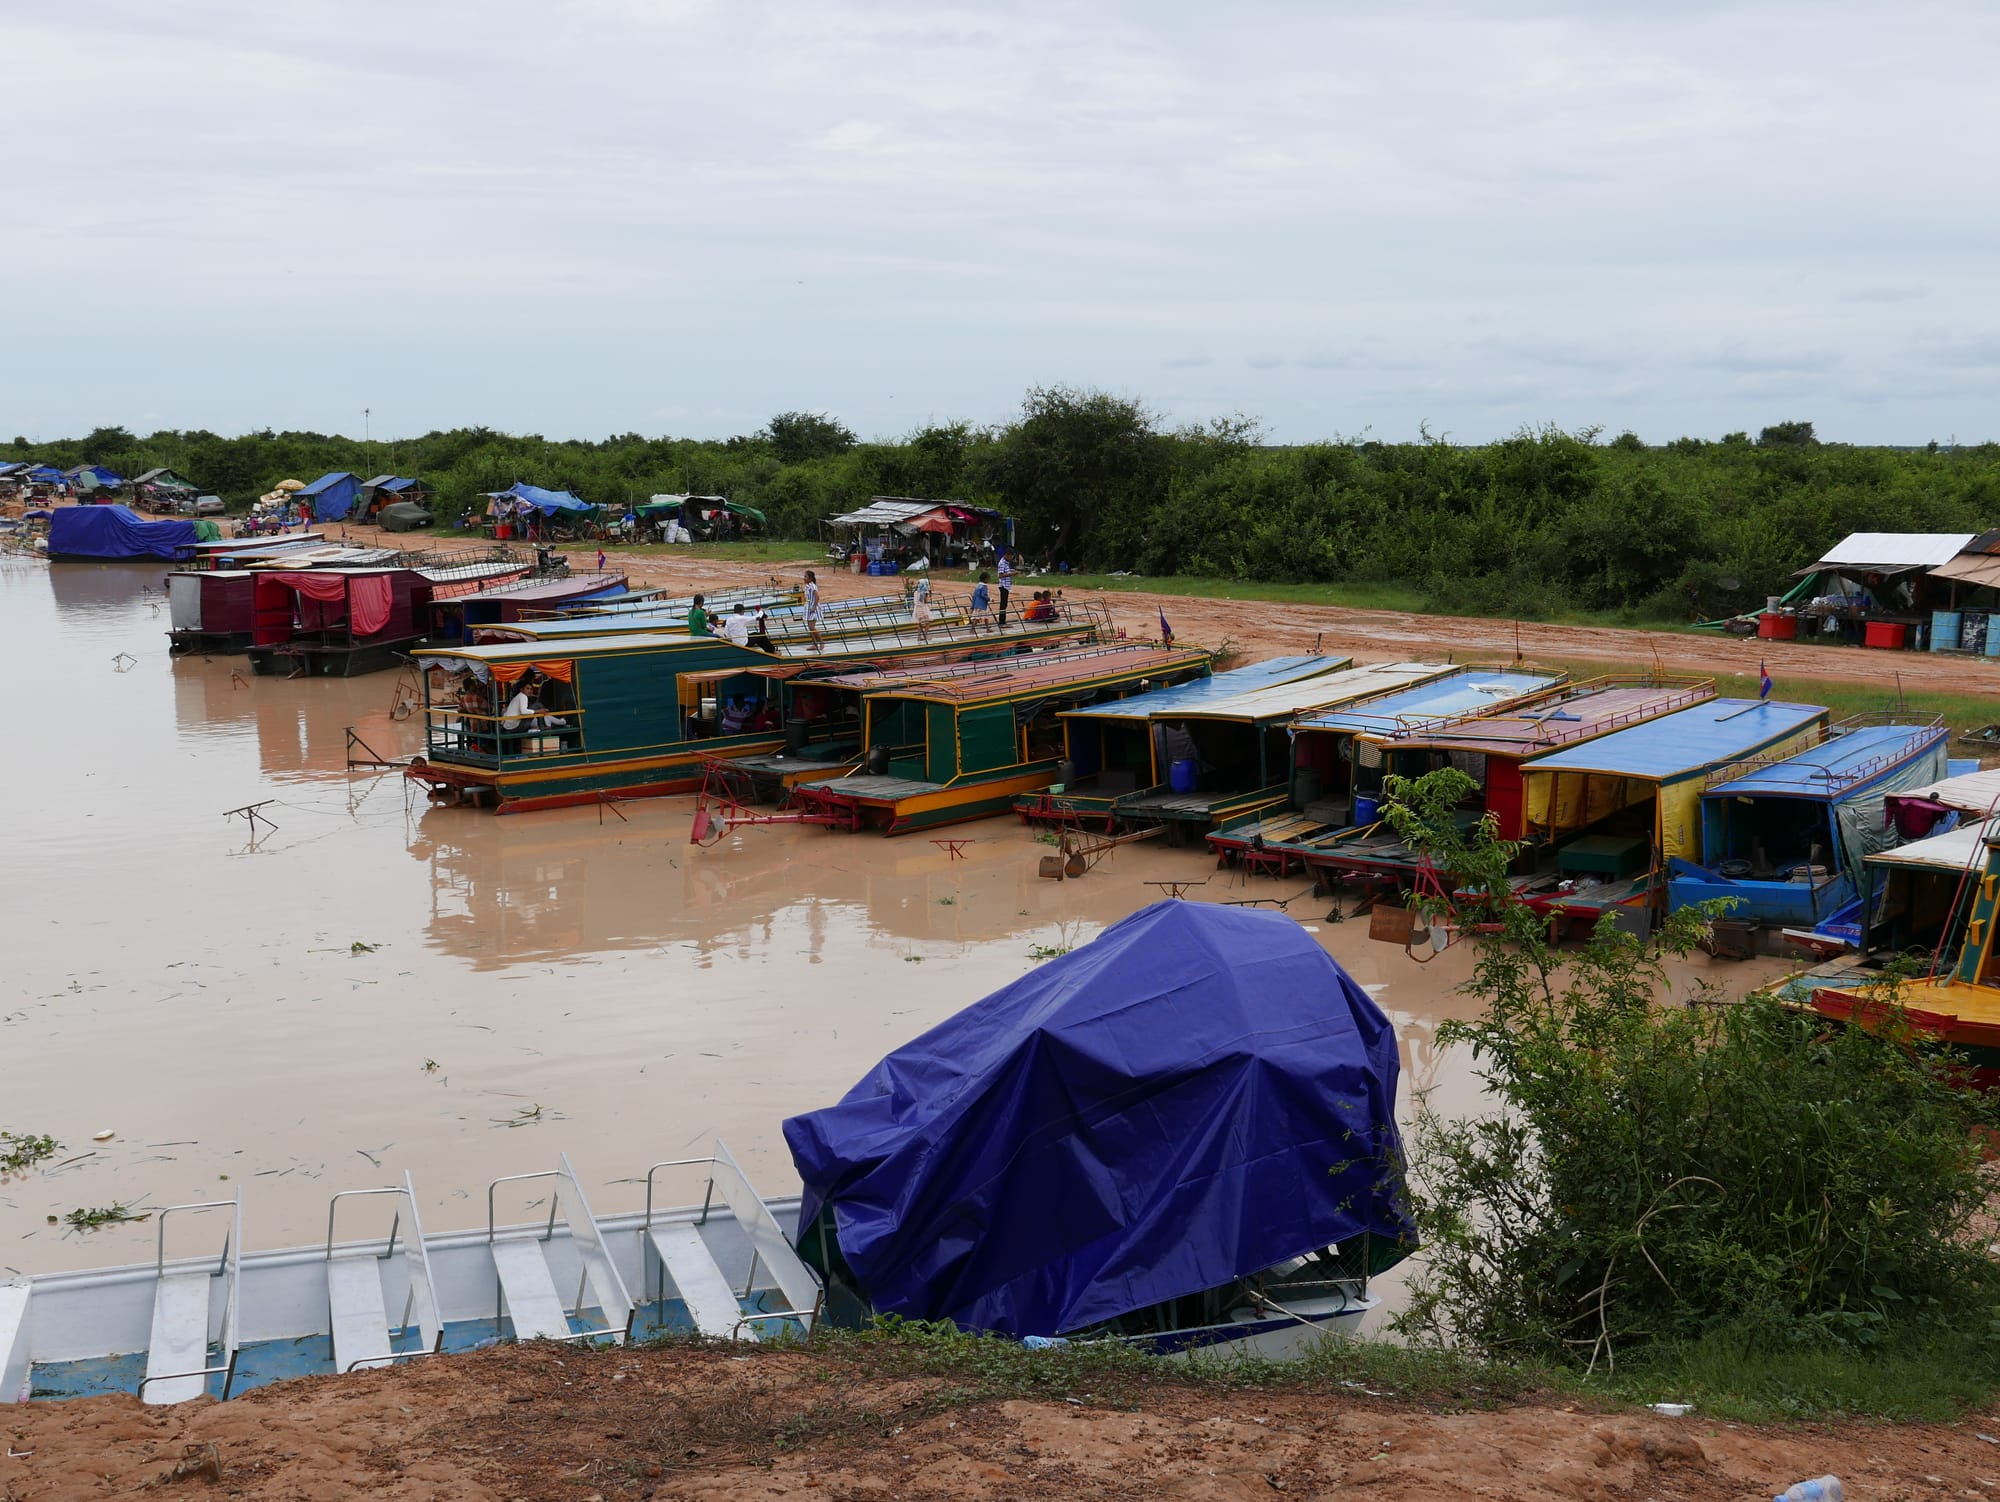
[5,0,1996,445]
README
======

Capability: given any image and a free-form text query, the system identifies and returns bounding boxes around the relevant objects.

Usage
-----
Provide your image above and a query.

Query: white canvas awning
[1866,817,2000,873]
[1904,768,2000,816]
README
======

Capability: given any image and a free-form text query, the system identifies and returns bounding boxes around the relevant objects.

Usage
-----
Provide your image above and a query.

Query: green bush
[1380,768,2000,1371]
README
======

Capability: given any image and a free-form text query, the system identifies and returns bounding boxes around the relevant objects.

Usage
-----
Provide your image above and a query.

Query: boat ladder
[641,1138,823,1341]
[139,1191,243,1405]
[488,1154,634,1345]
[324,1173,444,1374]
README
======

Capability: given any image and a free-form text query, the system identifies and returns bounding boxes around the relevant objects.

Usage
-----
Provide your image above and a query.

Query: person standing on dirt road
[804,570,826,650]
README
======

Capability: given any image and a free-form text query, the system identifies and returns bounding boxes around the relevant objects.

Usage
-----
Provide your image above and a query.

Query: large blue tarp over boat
[47,504,198,560]
[783,901,1414,1337]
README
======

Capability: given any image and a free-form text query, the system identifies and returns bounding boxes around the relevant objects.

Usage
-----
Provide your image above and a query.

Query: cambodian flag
[596,549,607,572]
[1159,607,1174,645]
[1759,660,1773,700]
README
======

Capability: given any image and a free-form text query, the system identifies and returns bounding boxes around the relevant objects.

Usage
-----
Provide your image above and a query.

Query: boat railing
[1378,674,1715,745]
[324,1175,444,1366]
[425,706,584,762]
[1702,714,1946,794]
[486,1156,635,1343]
[135,1191,242,1402]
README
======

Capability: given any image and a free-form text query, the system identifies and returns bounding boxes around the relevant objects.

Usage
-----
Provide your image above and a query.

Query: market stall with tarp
[62,464,124,497]
[782,900,1414,1339]
[824,496,1011,571]
[297,471,361,522]
[1762,532,1975,649]
[130,467,200,512]
[46,504,198,560]
[484,483,600,538]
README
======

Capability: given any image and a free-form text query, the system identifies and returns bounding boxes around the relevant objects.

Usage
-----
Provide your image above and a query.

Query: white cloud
[2,0,1997,443]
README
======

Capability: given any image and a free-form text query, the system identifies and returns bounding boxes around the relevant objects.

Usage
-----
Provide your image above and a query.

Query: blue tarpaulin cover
[490,482,594,515]
[47,504,197,560]
[783,901,1414,1337]
[298,471,360,520]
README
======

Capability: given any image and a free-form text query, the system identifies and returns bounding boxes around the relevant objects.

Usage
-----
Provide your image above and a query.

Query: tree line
[11,392,1997,621]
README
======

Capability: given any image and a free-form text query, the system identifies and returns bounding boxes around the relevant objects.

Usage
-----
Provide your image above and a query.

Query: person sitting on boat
[720,696,753,735]
[1024,591,1057,623]
[456,676,493,753]
[748,607,774,652]
[720,601,752,648]
[687,594,709,635]
[500,676,536,753]
[536,672,575,734]
[751,698,781,731]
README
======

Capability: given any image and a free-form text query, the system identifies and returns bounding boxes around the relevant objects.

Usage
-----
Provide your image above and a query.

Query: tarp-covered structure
[824,496,1012,567]
[298,471,361,521]
[783,901,1414,1338]
[485,483,598,518]
[1780,532,1975,622]
[359,475,427,520]
[63,464,124,494]
[47,504,198,560]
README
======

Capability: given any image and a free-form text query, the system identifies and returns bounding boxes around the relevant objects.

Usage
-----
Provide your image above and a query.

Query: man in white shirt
[996,550,1013,626]
[721,602,752,647]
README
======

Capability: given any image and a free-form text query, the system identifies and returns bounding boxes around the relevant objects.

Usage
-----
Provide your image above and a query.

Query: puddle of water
[0,558,1795,1298]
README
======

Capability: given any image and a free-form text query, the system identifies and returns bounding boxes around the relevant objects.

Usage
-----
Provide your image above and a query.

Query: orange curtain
[489,659,575,685]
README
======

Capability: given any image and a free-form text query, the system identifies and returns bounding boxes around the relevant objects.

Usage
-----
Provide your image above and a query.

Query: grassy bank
[601,1320,1997,1430]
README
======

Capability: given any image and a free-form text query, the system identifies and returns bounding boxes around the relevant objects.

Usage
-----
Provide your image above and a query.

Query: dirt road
[347,523,1998,697]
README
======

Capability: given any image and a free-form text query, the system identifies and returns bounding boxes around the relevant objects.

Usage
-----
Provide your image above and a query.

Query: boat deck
[801,773,946,804]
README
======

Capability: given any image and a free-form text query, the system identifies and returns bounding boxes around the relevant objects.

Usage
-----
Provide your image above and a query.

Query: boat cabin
[1203,666,1576,874]
[1666,716,1948,937]
[795,644,1213,835]
[1037,655,1355,824]
[1514,698,1829,927]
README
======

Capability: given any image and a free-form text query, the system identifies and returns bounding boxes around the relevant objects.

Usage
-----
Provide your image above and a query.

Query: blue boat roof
[1706,722,1944,800]
[1524,699,1827,780]
[1060,655,1353,720]
[1295,668,1565,735]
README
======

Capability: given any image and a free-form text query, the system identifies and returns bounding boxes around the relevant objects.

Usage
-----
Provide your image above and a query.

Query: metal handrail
[325,1186,405,1264]
[643,1158,719,1229]
[1701,715,1946,793]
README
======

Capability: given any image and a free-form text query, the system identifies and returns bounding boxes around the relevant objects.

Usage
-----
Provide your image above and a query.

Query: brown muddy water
[1,558,1793,1326]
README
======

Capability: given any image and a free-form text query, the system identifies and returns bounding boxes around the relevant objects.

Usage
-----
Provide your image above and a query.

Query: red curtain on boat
[252,572,393,637]
[346,575,393,636]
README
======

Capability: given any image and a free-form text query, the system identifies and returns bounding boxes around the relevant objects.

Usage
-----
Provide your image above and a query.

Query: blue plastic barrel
[1932,610,1962,652]
[867,561,883,576]
[1169,759,1198,793]
[1986,618,2000,657]
[1354,793,1382,825]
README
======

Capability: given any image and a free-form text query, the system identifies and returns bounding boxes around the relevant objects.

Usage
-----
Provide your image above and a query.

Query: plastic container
[1293,766,1323,805]
[1354,793,1382,825]
[1863,620,1906,649]
[867,561,884,577]
[1931,610,1962,652]
[1757,612,1798,640]
[1773,1478,1842,1502]
[1987,622,2000,658]
[850,554,864,574]
[1169,759,1198,794]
